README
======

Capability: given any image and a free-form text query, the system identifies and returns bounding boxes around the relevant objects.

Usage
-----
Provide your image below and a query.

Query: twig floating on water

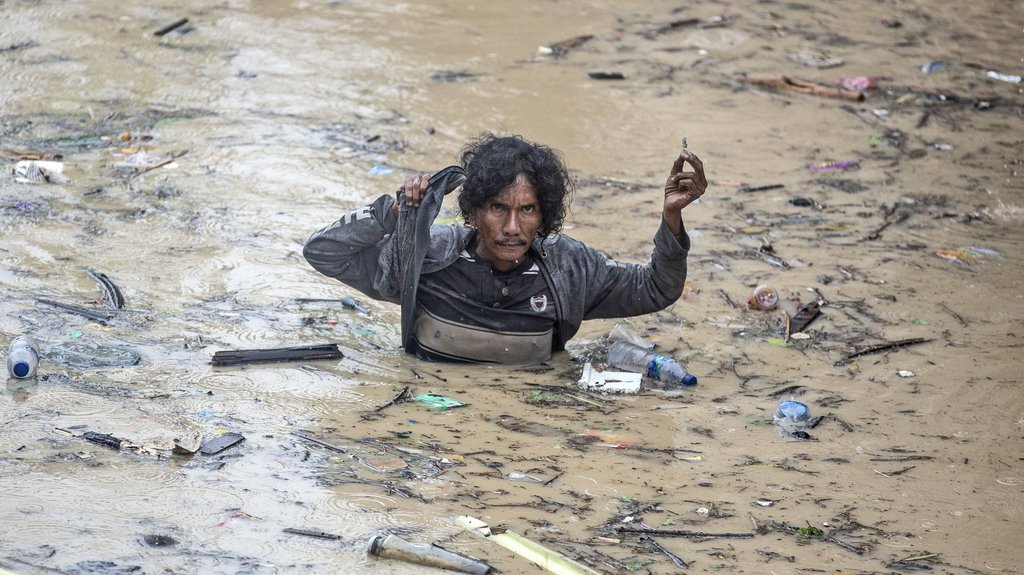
[0,40,37,53]
[939,303,968,327]
[128,149,188,182]
[833,337,932,366]
[86,269,125,309]
[411,368,447,382]
[614,526,754,540]
[738,184,785,193]
[716,288,741,309]
[291,431,348,453]
[862,210,909,241]
[639,536,689,568]
[373,386,411,412]
[154,18,189,37]
[295,296,369,314]
[282,527,342,540]
[868,455,933,462]
[749,248,790,269]
[770,521,867,554]
[36,297,114,324]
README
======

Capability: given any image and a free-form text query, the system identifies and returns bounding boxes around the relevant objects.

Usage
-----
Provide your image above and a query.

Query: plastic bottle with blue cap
[607,341,697,387]
[7,335,39,379]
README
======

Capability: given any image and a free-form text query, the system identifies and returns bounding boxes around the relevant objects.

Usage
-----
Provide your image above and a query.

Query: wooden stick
[614,526,754,540]
[291,431,348,453]
[833,337,932,366]
[154,18,189,37]
[373,386,411,412]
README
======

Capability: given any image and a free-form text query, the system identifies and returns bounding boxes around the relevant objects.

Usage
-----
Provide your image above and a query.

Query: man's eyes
[488,204,537,213]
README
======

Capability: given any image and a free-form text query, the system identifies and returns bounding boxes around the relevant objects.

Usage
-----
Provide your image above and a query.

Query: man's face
[470,174,543,272]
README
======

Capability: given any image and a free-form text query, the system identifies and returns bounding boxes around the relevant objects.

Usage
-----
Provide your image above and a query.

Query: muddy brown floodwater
[1,1,1022,574]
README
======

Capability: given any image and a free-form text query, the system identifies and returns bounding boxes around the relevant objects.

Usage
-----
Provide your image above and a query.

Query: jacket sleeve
[302,193,402,302]
[579,220,690,319]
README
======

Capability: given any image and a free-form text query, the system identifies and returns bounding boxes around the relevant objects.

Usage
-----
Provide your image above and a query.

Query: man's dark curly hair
[458,133,573,238]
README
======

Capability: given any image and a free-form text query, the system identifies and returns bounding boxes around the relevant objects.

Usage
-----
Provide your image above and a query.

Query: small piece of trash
[14,160,70,184]
[788,52,844,69]
[413,393,466,410]
[142,534,178,547]
[368,164,393,176]
[985,70,1021,84]
[587,71,625,80]
[838,76,877,91]
[897,370,916,378]
[921,60,947,73]
[578,362,641,394]
[508,472,547,483]
[755,499,775,507]
[808,161,859,171]
[934,245,1000,267]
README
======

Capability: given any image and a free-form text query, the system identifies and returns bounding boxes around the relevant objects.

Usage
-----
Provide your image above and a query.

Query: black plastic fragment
[87,269,125,309]
[82,431,124,449]
[199,432,245,455]
[142,534,178,547]
[211,343,342,366]
[283,527,342,540]
[587,71,626,80]
[789,301,821,333]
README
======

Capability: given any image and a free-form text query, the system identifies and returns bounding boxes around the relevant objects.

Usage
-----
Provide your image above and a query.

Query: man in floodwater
[303,133,707,363]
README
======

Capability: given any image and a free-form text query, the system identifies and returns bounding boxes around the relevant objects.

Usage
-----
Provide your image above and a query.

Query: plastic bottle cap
[11,361,30,378]
[778,400,810,419]
[682,373,698,386]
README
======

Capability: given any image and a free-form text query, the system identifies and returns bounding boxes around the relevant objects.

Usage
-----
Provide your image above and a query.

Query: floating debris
[809,161,859,171]
[934,245,1000,266]
[788,51,844,69]
[14,160,69,184]
[199,432,245,455]
[414,393,465,411]
[211,344,343,366]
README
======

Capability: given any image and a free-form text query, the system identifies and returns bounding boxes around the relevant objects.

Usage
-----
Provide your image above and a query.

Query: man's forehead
[492,176,538,205]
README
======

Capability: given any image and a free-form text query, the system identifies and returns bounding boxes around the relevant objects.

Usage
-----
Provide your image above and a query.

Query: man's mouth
[496,240,525,247]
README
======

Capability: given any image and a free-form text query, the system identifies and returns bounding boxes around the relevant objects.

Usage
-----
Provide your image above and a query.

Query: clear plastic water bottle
[608,324,653,349]
[607,341,697,387]
[773,399,811,438]
[367,533,491,574]
[7,335,39,379]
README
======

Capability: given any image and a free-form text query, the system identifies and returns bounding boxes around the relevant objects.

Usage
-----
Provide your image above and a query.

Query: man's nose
[502,211,521,235]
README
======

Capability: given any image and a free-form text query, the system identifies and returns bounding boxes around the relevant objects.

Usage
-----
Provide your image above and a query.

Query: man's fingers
[669,154,687,176]
[402,173,430,207]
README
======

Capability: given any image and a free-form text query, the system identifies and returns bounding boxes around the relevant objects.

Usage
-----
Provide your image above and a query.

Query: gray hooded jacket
[303,169,690,353]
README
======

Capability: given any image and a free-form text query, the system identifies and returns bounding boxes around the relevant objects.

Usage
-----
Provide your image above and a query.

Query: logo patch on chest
[530,294,548,312]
